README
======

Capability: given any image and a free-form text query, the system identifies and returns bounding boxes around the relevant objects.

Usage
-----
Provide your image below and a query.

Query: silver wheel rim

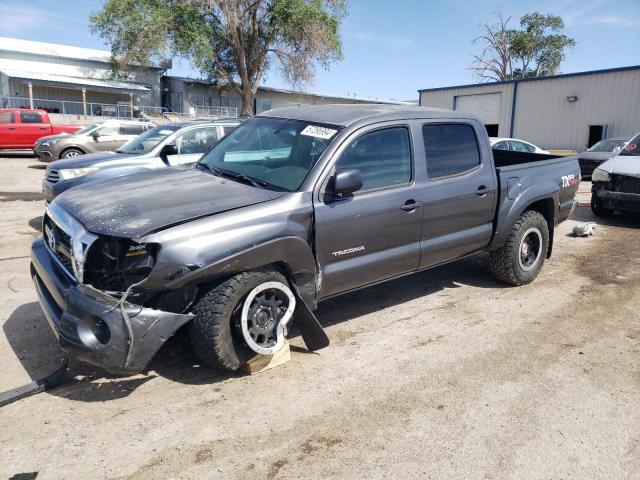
[64,150,80,158]
[518,227,543,272]
[240,281,296,355]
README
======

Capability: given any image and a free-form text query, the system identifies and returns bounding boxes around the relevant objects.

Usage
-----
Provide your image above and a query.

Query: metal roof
[260,103,470,127]
[418,65,640,93]
[0,36,164,69]
[0,69,150,93]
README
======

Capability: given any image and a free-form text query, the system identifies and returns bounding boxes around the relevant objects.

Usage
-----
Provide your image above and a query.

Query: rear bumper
[31,236,192,374]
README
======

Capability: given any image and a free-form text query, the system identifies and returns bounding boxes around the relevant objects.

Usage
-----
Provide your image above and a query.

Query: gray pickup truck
[31,105,580,374]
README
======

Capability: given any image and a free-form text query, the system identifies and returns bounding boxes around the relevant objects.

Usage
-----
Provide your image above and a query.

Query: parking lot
[1,154,639,479]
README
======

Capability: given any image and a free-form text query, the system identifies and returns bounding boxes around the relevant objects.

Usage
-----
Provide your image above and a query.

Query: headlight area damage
[31,205,193,374]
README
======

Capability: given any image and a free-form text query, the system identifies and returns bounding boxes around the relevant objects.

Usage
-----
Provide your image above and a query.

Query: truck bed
[492,148,563,168]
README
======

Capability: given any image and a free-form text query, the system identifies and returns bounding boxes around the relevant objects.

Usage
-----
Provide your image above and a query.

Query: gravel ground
[0,154,638,480]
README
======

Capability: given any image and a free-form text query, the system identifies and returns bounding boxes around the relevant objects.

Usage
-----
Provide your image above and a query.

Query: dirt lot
[0,154,639,479]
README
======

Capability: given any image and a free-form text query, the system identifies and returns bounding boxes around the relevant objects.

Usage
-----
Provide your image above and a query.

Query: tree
[90,0,347,116]
[469,11,575,82]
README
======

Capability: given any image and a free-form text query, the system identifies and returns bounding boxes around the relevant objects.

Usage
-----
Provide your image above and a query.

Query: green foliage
[90,0,347,115]
[470,11,575,82]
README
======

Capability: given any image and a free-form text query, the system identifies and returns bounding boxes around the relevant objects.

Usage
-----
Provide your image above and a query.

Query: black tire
[591,194,613,217]
[489,210,550,286]
[61,148,84,159]
[189,269,289,371]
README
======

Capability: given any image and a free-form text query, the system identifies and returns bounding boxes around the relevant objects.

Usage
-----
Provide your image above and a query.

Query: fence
[1,95,239,122]
[0,96,164,118]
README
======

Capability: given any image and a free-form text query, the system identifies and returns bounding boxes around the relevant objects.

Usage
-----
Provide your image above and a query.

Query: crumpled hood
[598,155,640,178]
[578,151,615,162]
[53,168,285,238]
[48,151,134,170]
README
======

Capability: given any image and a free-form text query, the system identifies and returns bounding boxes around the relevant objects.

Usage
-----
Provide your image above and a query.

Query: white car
[490,137,550,154]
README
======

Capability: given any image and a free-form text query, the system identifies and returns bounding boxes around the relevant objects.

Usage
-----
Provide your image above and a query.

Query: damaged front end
[592,172,640,214]
[31,203,192,374]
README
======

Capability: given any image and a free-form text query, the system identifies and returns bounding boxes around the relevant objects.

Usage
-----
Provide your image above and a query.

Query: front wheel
[489,210,550,286]
[189,269,296,371]
[591,194,613,217]
[61,148,84,159]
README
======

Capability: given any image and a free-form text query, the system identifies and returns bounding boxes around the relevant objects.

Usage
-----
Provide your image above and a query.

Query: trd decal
[332,246,365,257]
[561,174,578,188]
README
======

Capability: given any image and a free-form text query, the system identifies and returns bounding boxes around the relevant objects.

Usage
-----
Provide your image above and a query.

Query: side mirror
[612,146,621,155]
[331,169,363,197]
[91,132,100,141]
[159,144,178,163]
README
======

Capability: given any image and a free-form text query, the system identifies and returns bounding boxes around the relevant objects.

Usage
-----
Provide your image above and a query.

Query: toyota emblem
[45,225,57,252]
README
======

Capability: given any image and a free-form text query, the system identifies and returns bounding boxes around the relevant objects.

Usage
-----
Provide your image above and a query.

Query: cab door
[17,111,49,147]
[418,121,497,267]
[0,111,17,147]
[89,123,122,152]
[314,124,423,298]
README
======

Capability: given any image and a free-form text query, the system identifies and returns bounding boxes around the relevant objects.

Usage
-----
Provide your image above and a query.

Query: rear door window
[19,111,44,124]
[0,112,15,124]
[335,126,412,192]
[493,141,509,150]
[422,124,481,179]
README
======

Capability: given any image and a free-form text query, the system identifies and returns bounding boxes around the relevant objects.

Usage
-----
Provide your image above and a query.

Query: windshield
[117,125,180,154]
[620,133,640,157]
[588,139,627,152]
[76,124,99,136]
[198,117,340,191]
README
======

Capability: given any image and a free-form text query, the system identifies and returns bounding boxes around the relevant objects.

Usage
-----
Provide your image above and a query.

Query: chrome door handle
[475,186,490,196]
[401,200,421,211]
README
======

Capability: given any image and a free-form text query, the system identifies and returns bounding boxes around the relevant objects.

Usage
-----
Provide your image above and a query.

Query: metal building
[0,37,164,117]
[419,66,640,151]
[162,76,406,117]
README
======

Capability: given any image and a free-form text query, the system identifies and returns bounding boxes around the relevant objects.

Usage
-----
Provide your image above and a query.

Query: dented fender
[165,236,319,310]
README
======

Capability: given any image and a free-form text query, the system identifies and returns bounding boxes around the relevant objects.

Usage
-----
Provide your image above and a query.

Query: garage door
[454,93,502,124]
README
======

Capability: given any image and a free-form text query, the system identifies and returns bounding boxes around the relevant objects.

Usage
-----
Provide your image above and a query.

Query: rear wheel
[61,148,83,159]
[189,269,295,371]
[591,194,613,217]
[490,210,550,286]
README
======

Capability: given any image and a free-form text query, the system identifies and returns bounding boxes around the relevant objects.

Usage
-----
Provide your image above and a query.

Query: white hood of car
[597,155,640,178]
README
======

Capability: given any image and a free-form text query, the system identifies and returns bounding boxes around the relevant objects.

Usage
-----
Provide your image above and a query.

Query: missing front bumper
[31,237,192,374]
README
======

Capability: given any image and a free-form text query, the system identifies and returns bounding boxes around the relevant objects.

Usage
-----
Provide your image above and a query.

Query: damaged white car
[591,131,640,216]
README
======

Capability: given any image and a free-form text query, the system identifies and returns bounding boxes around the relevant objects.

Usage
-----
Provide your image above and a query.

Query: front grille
[43,214,74,277]
[612,175,640,194]
[46,169,60,184]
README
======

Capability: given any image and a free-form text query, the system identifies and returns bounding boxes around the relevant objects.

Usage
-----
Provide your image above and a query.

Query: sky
[1,0,639,101]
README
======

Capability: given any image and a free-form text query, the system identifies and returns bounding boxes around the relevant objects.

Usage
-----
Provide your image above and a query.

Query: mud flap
[294,297,330,351]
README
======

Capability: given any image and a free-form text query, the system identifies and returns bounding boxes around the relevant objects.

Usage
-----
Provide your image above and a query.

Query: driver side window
[334,127,412,193]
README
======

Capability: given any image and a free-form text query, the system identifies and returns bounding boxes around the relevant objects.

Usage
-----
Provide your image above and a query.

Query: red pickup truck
[0,109,82,150]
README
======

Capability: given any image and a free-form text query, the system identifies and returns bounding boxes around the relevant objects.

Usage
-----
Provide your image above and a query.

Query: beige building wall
[419,67,640,151]
[420,83,515,137]
[513,69,640,150]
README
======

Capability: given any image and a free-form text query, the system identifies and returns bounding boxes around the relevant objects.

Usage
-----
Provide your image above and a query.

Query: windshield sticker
[300,125,337,139]
[159,130,174,135]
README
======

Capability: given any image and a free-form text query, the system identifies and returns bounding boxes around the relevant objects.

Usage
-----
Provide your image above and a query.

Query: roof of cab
[259,104,472,127]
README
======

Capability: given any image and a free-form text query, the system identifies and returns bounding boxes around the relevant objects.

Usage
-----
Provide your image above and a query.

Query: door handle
[400,200,421,211]
[39,127,47,130]
[8,127,16,130]
[475,186,490,196]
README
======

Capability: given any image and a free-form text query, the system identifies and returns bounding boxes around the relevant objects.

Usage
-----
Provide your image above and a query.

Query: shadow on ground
[571,204,640,229]
[3,253,501,402]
